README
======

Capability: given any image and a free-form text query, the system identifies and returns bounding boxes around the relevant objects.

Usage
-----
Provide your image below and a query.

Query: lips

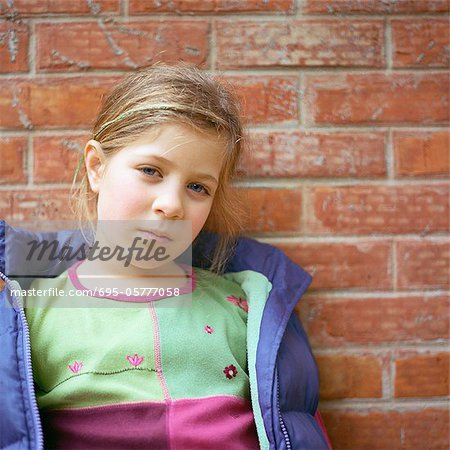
[138,229,172,242]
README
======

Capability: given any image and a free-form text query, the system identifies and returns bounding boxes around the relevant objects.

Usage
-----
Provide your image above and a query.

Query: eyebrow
[139,153,219,185]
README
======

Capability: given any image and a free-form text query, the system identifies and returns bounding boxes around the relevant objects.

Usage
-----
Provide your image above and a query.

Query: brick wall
[1,1,449,448]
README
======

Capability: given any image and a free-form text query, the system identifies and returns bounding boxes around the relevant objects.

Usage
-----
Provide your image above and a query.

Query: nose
[151,184,184,220]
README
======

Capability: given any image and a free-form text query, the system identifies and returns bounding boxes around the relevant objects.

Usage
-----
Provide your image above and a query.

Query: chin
[128,258,176,272]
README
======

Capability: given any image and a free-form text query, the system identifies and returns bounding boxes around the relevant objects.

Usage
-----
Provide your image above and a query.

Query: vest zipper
[276,370,291,450]
[0,272,44,450]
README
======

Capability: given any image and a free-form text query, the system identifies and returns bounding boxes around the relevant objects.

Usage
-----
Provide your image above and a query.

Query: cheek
[97,177,147,220]
[190,202,213,231]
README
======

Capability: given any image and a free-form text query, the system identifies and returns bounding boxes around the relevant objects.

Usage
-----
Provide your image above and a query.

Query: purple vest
[0,222,331,449]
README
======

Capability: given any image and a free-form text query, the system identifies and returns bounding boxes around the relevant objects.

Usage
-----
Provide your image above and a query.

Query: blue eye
[140,167,159,177]
[188,183,209,195]
[140,167,209,196]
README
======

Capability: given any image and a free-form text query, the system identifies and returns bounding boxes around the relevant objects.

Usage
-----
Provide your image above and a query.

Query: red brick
[298,295,449,347]
[304,73,449,125]
[0,191,13,218]
[240,131,386,178]
[397,240,450,289]
[394,130,450,177]
[277,241,391,290]
[316,354,383,400]
[245,188,302,232]
[0,136,27,184]
[12,189,75,221]
[216,20,384,68]
[306,184,450,234]
[36,21,208,72]
[129,0,294,14]
[0,22,29,73]
[0,75,297,130]
[392,19,450,68]
[395,352,449,397]
[0,0,120,15]
[320,408,449,450]
[303,0,449,14]
[33,135,86,184]
[0,76,120,129]
[225,76,299,124]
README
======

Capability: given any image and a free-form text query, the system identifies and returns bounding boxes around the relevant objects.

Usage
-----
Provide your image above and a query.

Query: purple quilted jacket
[0,222,332,449]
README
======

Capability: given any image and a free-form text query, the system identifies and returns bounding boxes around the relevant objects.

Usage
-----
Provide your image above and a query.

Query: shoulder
[193,266,245,293]
[28,267,71,291]
[24,268,71,309]
[193,266,269,287]
[192,266,249,314]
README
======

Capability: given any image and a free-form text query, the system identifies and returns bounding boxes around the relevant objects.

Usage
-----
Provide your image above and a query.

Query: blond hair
[70,62,248,275]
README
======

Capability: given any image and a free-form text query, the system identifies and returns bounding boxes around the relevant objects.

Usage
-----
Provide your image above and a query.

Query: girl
[0,63,332,450]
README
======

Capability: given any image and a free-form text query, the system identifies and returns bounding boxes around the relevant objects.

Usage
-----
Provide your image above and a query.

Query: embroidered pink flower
[204,325,214,334]
[226,295,249,313]
[223,364,238,379]
[68,361,83,374]
[127,354,144,367]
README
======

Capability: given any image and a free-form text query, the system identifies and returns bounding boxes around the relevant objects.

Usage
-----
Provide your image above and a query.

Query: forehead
[113,123,227,180]
[126,123,226,155]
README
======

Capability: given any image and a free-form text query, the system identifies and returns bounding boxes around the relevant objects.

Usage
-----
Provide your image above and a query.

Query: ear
[84,139,106,194]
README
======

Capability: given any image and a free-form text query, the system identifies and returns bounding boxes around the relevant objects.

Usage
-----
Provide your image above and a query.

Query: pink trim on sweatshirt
[67,260,195,303]
[148,302,171,400]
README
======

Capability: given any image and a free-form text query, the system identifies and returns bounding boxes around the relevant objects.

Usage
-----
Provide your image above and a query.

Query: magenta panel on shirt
[41,396,260,450]
[42,401,167,450]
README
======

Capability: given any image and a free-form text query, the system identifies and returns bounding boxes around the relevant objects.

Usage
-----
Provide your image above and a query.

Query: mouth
[137,229,172,243]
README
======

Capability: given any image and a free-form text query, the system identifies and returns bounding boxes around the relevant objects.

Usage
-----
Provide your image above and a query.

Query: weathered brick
[0,22,29,73]
[240,131,386,178]
[12,189,75,221]
[304,73,449,124]
[277,241,391,290]
[320,408,449,450]
[216,20,384,68]
[0,0,120,15]
[395,352,450,397]
[129,0,294,14]
[0,75,298,130]
[392,19,450,68]
[36,21,208,72]
[316,354,383,400]
[244,188,302,232]
[0,136,27,184]
[397,240,450,289]
[298,295,449,346]
[303,0,450,14]
[306,184,450,234]
[0,76,120,129]
[0,190,13,218]
[225,75,299,124]
[0,1,448,438]
[33,135,86,184]
[393,130,450,177]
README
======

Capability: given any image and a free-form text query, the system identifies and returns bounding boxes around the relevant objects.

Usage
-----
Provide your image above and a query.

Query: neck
[75,258,190,292]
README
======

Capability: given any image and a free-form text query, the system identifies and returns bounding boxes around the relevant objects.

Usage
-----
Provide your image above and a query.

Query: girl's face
[84,123,225,263]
